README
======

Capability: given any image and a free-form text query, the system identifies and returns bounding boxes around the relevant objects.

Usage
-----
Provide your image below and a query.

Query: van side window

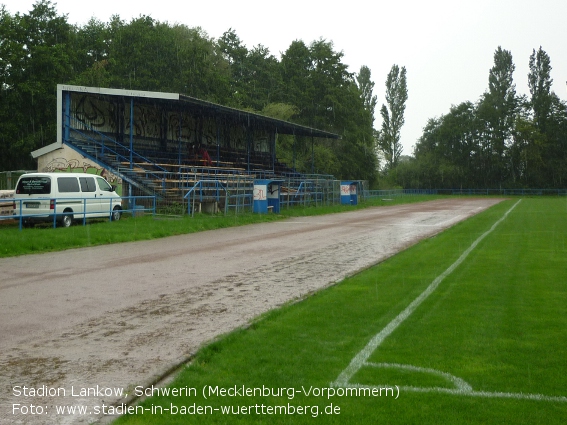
[79,177,97,192]
[97,177,112,192]
[57,177,80,193]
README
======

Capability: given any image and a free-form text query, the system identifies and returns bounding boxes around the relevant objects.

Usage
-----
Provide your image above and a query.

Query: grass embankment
[112,197,567,424]
[0,195,438,258]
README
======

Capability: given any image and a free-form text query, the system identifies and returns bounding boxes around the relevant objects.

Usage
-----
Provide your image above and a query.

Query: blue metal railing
[11,195,156,230]
[177,165,252,190]
[280,180,324,208]
[184,180,228,216]
[226,193,253,214]
[66,116,168,194]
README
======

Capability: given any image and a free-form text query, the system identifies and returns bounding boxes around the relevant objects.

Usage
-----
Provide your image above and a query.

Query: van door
[78,176,98,218]
[96,177,116,217]
[56,176,83,218]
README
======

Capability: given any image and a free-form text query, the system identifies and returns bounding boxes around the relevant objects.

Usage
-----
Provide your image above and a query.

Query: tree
[356,65,379,173]
[413,102,483,188]
[71,18,112,87]
[105,15,180,92]
[239,43,282,110]
[510,113,547,187]
[0,6,380,181]
[218,29,283,110]
[395,46,567,190]
[356,65,377,122]
[307,39,353,129]
[103,17,228,101]
[476,46,518,185]
[0,0,75,170]
[217,28,249,107]
[378,65,408,170]
[278,39,377,182]
[545,97,567,186]
[279,40,314,119]
[528,46,553,133]
[526,47,564,186]
[167,24,230,102]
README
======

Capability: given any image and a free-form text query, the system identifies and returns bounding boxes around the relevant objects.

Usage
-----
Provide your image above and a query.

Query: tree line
[392,46,567,189]
[0,0,380,184]
[5,2,563,190]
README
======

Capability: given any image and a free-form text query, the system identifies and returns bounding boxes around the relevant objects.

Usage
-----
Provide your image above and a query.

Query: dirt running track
[0,198,502,424]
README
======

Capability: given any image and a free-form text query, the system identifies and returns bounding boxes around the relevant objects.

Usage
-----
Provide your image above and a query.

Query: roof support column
[246,118,251,174]
[63,91,70,143]
[129,98,134,170]
[272,130,277,172]
[216,117,221,166]
[292,130,296,173]
[311,136,315,174]
[177,109,182,168]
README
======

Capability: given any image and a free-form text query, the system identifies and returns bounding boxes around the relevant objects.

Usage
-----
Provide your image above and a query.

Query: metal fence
[444,188,567,196]
[0,170,36,190]
[364,189,438,199]
[179,176,365,215]
[364,188,567,198]
[279,178,342,209]
[10,196,156,230]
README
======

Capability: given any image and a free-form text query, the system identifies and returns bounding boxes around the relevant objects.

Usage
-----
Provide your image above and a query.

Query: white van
[13,172,122,227]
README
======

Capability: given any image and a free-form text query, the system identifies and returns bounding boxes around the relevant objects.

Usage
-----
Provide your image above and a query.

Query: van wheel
[111,206,122,221]
[60,214,73,228]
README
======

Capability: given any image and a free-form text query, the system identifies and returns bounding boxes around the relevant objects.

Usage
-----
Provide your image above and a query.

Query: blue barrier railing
[11,195,156,230]
[184,180,228,216]
[226,193,253,214]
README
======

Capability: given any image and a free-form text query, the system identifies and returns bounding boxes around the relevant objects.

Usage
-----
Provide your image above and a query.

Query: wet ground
[0,198,503,424]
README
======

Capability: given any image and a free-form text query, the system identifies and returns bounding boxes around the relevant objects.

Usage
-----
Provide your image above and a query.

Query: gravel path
[0,198,503,424]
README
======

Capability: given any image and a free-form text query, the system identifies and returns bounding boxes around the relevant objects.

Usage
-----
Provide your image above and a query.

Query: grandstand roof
[176,93,340,139]
[34,85,339,159]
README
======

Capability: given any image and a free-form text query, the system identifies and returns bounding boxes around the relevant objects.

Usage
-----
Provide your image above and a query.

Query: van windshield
[96,177,113,191]
[16,176,51,195]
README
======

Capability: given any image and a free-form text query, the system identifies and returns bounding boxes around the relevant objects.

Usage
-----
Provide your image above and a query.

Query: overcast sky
[3,0,567,155]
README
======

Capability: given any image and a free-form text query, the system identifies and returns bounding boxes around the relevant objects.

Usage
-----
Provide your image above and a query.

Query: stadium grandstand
[31,85,347,214]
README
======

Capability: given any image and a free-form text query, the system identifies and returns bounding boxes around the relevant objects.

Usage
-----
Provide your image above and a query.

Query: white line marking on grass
[364,362,473,392]
[359,363,567,403]
[332,199,522,388]
[329,199,565,403]
[401,385,567,402]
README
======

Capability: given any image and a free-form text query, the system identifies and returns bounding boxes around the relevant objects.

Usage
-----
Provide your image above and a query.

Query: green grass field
[110,197,567,424]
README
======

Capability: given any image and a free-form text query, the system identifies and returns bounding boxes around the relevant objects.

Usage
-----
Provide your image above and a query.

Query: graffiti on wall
[41,157,123,196]
[73,94,118,133]
[69,92,270,153]
[43,157,119,183]
[132,104,161,138]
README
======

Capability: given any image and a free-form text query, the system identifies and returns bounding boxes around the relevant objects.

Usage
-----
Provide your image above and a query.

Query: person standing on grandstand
[199,146,213,166]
